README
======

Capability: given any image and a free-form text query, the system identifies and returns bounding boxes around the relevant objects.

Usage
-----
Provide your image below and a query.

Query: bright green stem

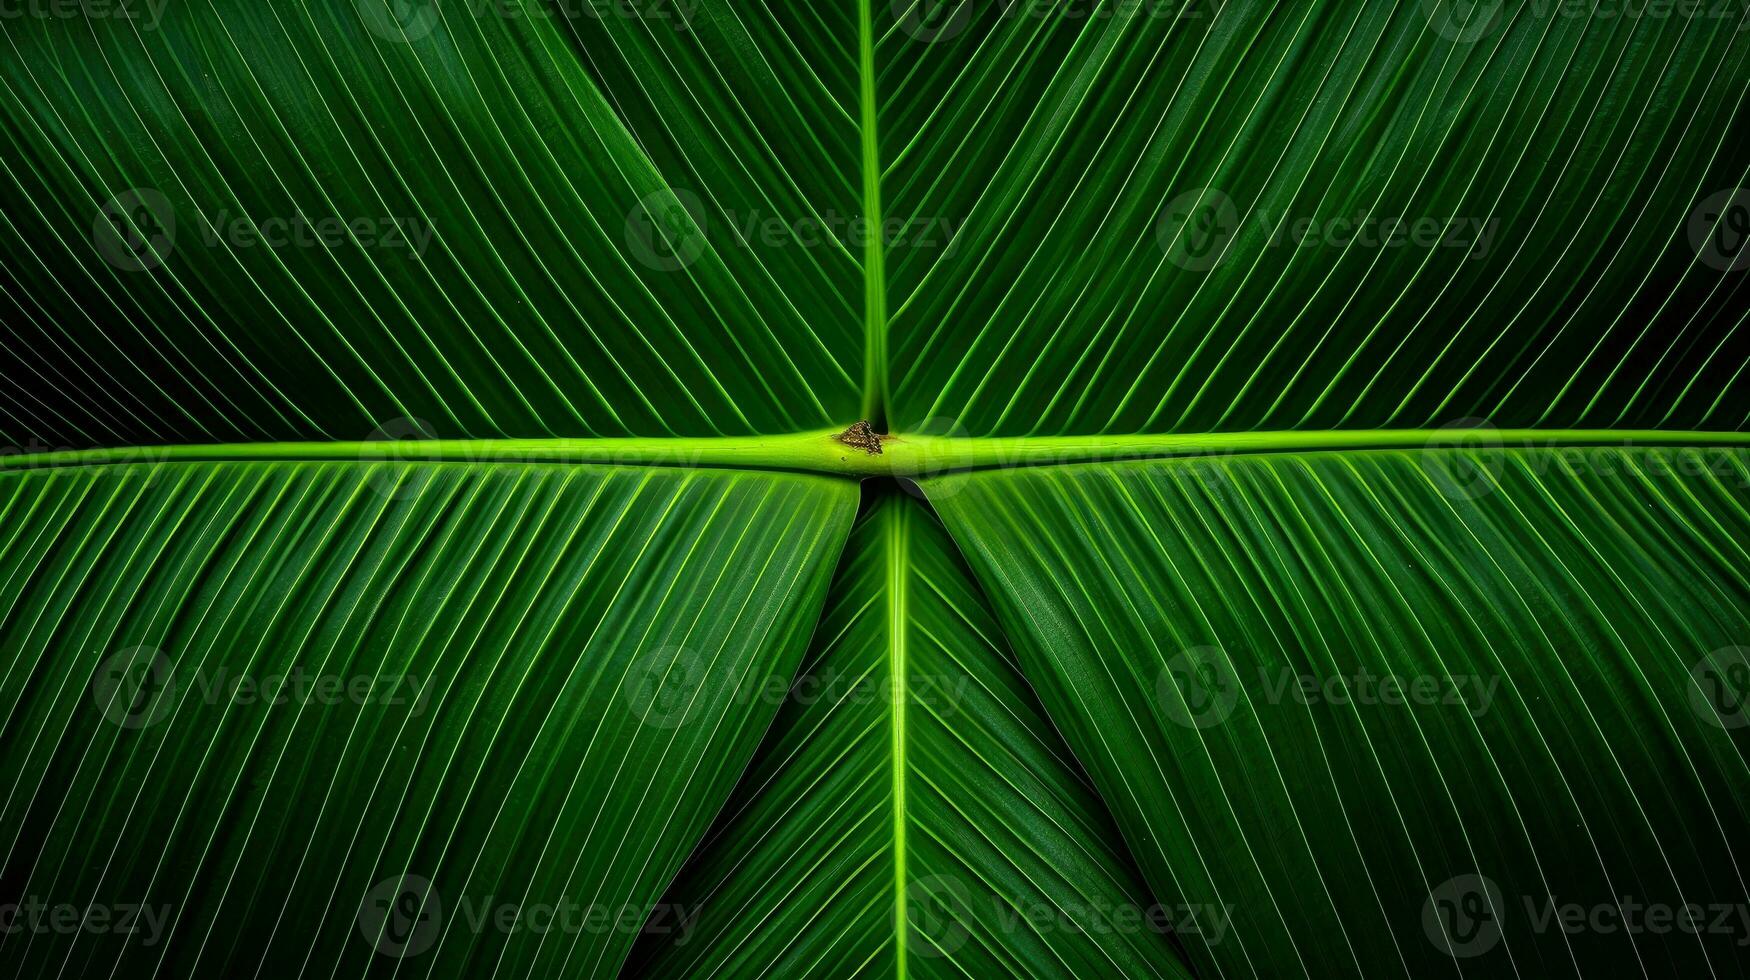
[857,0,889,428]
[884,500,910,976]
[4,429,1749,479]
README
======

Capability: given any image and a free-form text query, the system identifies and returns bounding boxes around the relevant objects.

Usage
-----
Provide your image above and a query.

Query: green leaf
[0,461,854,978]
[5,3,1750,977]
[883,3,1750,435]
[628,493,1192,979]
[929,448,1750,978]
[11,2,1745,447]
[0,1,861,444]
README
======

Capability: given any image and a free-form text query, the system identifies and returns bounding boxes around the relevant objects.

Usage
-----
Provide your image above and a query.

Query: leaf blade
[630,492,1193,979]
[930,448,1750,978]
[0,461,855,978]
[0,2,863,445]
[883,3,1750,435]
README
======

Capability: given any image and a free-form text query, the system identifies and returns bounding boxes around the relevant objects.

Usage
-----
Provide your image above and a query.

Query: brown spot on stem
[835,420,885,455]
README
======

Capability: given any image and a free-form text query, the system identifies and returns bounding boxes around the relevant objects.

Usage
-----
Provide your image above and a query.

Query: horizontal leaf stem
[3,429,1749,479]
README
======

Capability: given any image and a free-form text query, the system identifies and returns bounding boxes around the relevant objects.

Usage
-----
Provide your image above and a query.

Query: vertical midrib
[857,0,890,429]
[886,503,910,975]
